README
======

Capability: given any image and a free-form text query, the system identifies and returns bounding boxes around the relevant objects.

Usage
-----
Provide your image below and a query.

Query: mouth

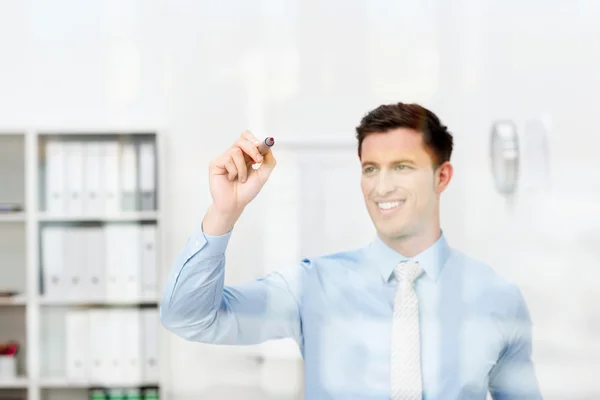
[376,200,406,214]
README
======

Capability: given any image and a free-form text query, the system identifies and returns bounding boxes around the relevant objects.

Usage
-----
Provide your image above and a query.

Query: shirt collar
[366,230,451,283]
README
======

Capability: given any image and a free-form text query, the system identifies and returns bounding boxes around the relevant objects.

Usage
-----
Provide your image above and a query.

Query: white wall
[1,0,598,398]
[455,1,600,397]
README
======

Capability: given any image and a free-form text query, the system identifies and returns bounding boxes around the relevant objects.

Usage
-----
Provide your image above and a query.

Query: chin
[375,221,410,240]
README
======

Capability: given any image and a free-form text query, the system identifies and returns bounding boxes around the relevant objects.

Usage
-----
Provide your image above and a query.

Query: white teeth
[377,201,404,210]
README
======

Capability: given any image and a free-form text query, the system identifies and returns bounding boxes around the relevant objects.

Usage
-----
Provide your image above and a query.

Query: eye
[395,164,410,171]
[363,166,376,174]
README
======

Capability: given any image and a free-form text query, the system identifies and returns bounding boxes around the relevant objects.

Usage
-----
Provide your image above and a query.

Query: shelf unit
[0,130,167,400]
[0,376,29,389]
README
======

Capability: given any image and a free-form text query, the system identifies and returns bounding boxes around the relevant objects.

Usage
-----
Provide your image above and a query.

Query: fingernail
[242,177,246,183]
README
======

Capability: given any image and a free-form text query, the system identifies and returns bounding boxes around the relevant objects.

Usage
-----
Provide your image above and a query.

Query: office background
[0,0,598,399]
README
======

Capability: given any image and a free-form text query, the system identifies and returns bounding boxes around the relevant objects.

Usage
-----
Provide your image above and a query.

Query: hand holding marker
[204,131,277,236]
[257,136,275,157]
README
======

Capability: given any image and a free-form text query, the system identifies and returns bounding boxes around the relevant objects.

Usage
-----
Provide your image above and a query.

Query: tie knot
[394,261,423,285]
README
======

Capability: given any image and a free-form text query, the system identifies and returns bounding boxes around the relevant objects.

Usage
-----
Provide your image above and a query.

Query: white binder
[65,309,90,381]
[138,141,156,211]
[105,309,125,385]
[85,226,106,302]
[104,224,141,301]
[41,225,65,300]
[40,307,66,378]
[83,141,105,215]
[45,139,66,214]
[142,308,160,383]
[121,224,142,301]
[120,309,143,384]
[104,224,123,302]
[65,141,84,216]
[141,224,158,301]
[64,226,86,301]
[89,309,109,384]
[120,142,138,211]
[103,141,120,214]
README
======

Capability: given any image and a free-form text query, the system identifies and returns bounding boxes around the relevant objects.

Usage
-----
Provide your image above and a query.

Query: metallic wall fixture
[490,120,520,195]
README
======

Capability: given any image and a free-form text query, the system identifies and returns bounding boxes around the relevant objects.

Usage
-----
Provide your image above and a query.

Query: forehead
[361,128,429,161]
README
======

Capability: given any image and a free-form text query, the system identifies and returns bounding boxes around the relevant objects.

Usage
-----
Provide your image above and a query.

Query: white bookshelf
[0,130,167,400]
[0,212,26,222]
[0,376,29,389]
[38,212,160,223]
[0,132,28,400]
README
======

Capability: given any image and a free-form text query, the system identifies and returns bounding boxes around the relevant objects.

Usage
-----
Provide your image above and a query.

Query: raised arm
[159,130,305,347]
[159,222,306,347]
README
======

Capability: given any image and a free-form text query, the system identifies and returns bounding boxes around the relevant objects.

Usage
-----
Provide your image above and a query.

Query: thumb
[257,148,277,181]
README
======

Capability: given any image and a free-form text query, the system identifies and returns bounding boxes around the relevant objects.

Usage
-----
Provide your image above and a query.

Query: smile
[377,200,405,211]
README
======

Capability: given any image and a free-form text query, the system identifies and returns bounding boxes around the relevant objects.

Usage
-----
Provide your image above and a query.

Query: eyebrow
[361,159,417,167]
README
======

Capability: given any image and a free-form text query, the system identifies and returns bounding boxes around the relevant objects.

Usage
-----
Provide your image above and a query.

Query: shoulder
[306,246,368,267]
[295,246,370,279]
[445,249,528,315]
[270,246,368,284]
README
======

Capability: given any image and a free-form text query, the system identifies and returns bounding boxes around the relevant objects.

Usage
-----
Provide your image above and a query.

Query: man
[160,103,543,399]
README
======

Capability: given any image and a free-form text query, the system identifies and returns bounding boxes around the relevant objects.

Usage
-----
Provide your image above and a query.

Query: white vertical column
[25,130,40,400]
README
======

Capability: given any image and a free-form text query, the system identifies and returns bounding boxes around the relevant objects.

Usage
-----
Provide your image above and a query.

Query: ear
[435,161,453,193]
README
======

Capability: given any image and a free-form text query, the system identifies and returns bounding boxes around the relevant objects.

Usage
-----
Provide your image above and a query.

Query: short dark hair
[355,102,453,167]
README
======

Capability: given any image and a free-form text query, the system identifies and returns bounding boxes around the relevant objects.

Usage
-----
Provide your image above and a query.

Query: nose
[375,170,396,197]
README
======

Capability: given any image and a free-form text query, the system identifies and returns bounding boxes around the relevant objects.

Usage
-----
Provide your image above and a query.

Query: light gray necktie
[391,260,424,400]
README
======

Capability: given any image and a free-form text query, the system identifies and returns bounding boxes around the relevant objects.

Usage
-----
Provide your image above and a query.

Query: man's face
[360,128,446,241]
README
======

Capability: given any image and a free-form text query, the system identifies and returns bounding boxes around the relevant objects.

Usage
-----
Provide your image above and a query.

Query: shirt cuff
[186,224,233,260]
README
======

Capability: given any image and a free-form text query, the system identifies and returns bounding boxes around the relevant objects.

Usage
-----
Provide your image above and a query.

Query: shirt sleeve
[488,286,543,400]
[159,224,305,348]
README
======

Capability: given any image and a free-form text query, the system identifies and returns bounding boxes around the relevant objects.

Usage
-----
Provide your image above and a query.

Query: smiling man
[160,103,543,399]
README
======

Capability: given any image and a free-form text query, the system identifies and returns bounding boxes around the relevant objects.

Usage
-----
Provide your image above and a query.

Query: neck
[379,222,442,258]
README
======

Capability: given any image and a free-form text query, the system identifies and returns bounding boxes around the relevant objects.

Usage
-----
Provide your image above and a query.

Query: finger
[210,154,229,175]
[224,156,238,181]
[235,137,263,164]
[230,147,248,182]
[257,147,277,180]
[241,130,261,146]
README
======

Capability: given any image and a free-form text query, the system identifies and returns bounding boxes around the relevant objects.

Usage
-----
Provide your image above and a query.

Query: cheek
[360,179,373,198]
[403,176,434,203]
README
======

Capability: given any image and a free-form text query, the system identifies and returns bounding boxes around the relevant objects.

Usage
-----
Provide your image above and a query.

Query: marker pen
[257,137,274,156]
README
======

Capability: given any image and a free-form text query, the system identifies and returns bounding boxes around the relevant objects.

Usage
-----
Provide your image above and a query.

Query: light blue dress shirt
[160,225,542,399]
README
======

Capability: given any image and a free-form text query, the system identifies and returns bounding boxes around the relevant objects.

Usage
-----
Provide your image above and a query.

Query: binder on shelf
[89,309,109,383]
[45,139,66,214]
[142,387,160,400]
[120,141,138,212]
[142,308,160,383]
[76,309,150,386]
[84,141,105,215]
[121,224,142,301]
[41,307,66,378]
[104,224,141,302]
[103,141,120,214]
[41,225,65,299]
[125,388,142,400]
[120,308,143,384]
[65,309,90,380]
[141,224,158,301]
[85,226,106,302]
[138,140,156,211]
[104,224,123,302]
[64,226,87,301]
[65,141,85,216]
